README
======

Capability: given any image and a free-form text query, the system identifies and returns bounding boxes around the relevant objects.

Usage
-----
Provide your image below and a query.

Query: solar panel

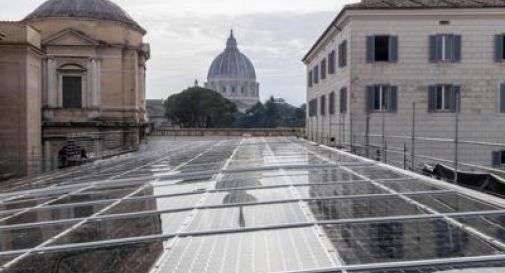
[1,137,505,273]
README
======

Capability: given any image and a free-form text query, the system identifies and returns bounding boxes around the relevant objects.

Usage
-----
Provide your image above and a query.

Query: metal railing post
[403,142,407,170]
[411,102,416,171]
[454,92,460,184]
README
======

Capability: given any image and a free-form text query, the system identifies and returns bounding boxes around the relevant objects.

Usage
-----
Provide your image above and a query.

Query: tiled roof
[347,0,505,9]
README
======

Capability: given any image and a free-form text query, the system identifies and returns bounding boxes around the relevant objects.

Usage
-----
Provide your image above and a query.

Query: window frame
[328,51,336,74]
[428,84,460,113]
[366,35,398,63]
[308,70,313,88]
[366,84,398,113]
[430,34,461,63]
[61,75,83,109]
[340,87,348,114]
[339,40,348,67]
[314,65,319,84]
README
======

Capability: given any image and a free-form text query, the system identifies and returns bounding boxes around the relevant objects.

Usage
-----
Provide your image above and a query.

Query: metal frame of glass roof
[1,137,505,273]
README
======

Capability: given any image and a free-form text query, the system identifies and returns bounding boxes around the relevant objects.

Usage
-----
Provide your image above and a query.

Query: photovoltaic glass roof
[1,137,505,273]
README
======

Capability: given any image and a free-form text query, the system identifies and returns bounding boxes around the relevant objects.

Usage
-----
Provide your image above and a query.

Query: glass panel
[354,261,505,273]
[322,218,502,265]
[411,193,500,213]
[2,241,164,273]
[158,228,333,273]
[205,188,295,206]
[188,202,307,232]
[379,179,445,192]
[297,182,387,198]
[0,224,72,251]
[308,196,427,220]
[348,166,407,180]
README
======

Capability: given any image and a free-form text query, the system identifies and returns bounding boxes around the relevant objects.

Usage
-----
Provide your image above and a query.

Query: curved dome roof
[24,0,145,33]
[208,31,256,81]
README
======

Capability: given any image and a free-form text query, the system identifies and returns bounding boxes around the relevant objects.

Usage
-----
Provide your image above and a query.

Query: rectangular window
[366,85,398,113]
[428,85,461,113]
[321,59,327,80]
[62,76,82,108]
[340,88,348,114]
[320,95,326,116]
[329,92,335,115]
[328,51,336,74]
[429,34,461,62]
[309,99,318,117]
[314,65,319,84]
[366,36,398,63]
[339,40,347,67]
[308,70,313,88]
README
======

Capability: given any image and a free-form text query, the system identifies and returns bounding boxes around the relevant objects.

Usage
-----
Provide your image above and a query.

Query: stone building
[304,0,505,170]
[206,31,260,112]
[0,0,150,176]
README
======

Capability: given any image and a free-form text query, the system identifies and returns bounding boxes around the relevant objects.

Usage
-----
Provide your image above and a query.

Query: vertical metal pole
[382,108,386,163]
[454,92,460,184]
[411,102,416,171]
[329,112,332,146]
[365,111,370,157]
[403,142,407,170]
[316,115,319,143]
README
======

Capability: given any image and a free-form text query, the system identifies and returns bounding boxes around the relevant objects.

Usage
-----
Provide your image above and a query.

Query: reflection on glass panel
[456,215,505,246]
[2,242,163,273]
[205,188,294,206]
[3,203,111,225]
[411,193,500,213]
[353,261,505,273]
[297,182,386,198]
[379,180,444,193]
[349,166,406,180]
[322,218,502,265]
[0,224,72,251]
[308,196,427,220]
[188,202,306,232]
[157,228,333,273]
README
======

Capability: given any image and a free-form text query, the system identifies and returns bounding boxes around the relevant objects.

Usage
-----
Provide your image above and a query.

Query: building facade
[304,0,505,171]
[206,31,260,112]
[0,0,150,176]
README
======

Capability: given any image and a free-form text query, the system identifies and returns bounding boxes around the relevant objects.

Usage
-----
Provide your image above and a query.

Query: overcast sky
[1,0,358,106]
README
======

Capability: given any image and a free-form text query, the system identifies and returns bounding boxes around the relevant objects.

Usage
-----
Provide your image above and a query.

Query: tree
[164,87,238,128]
[233,97,306,128]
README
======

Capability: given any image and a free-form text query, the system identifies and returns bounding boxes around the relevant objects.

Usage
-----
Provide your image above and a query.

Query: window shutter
[366,36,375,63]
[428,86,437,112]
[389,36,399,63]
[366,86,375,112]
[492,151,501,168]
[500,84,505,113]
[341,41,347,67]
[451,85,461,113]
[453,35,462,62]
[429,35,438,62]
[340,88,348,113]
[496,35,504,62]
[389,86,398,113]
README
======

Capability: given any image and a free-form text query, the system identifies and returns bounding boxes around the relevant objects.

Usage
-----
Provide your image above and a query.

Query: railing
[150,128,305,137]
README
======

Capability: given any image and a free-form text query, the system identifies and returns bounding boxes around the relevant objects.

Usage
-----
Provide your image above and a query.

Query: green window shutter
[389,86,398,113]
[450,85,461,113]
[366,36,375,63]
[428,86,437,112]
[500,84,505,113]
[429,35,437,62]
[496,35,504,62]
[366,86,375,113]
[389,36,399,63]
[453,35,462,62]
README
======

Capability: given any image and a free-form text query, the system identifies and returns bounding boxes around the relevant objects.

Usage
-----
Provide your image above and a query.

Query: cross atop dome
[226,29,238,50]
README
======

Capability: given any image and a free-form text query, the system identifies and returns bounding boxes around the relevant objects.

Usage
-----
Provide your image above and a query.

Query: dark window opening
[340,88,348,114]
[375,36,390,62]
[62,76,82,108]
[501,151,505,165]
[321,59,327,80]
[320,95,326,116]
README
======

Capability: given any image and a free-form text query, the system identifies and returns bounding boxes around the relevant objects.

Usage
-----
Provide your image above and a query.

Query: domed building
[0,0,150,175]
[206,31,260,112]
